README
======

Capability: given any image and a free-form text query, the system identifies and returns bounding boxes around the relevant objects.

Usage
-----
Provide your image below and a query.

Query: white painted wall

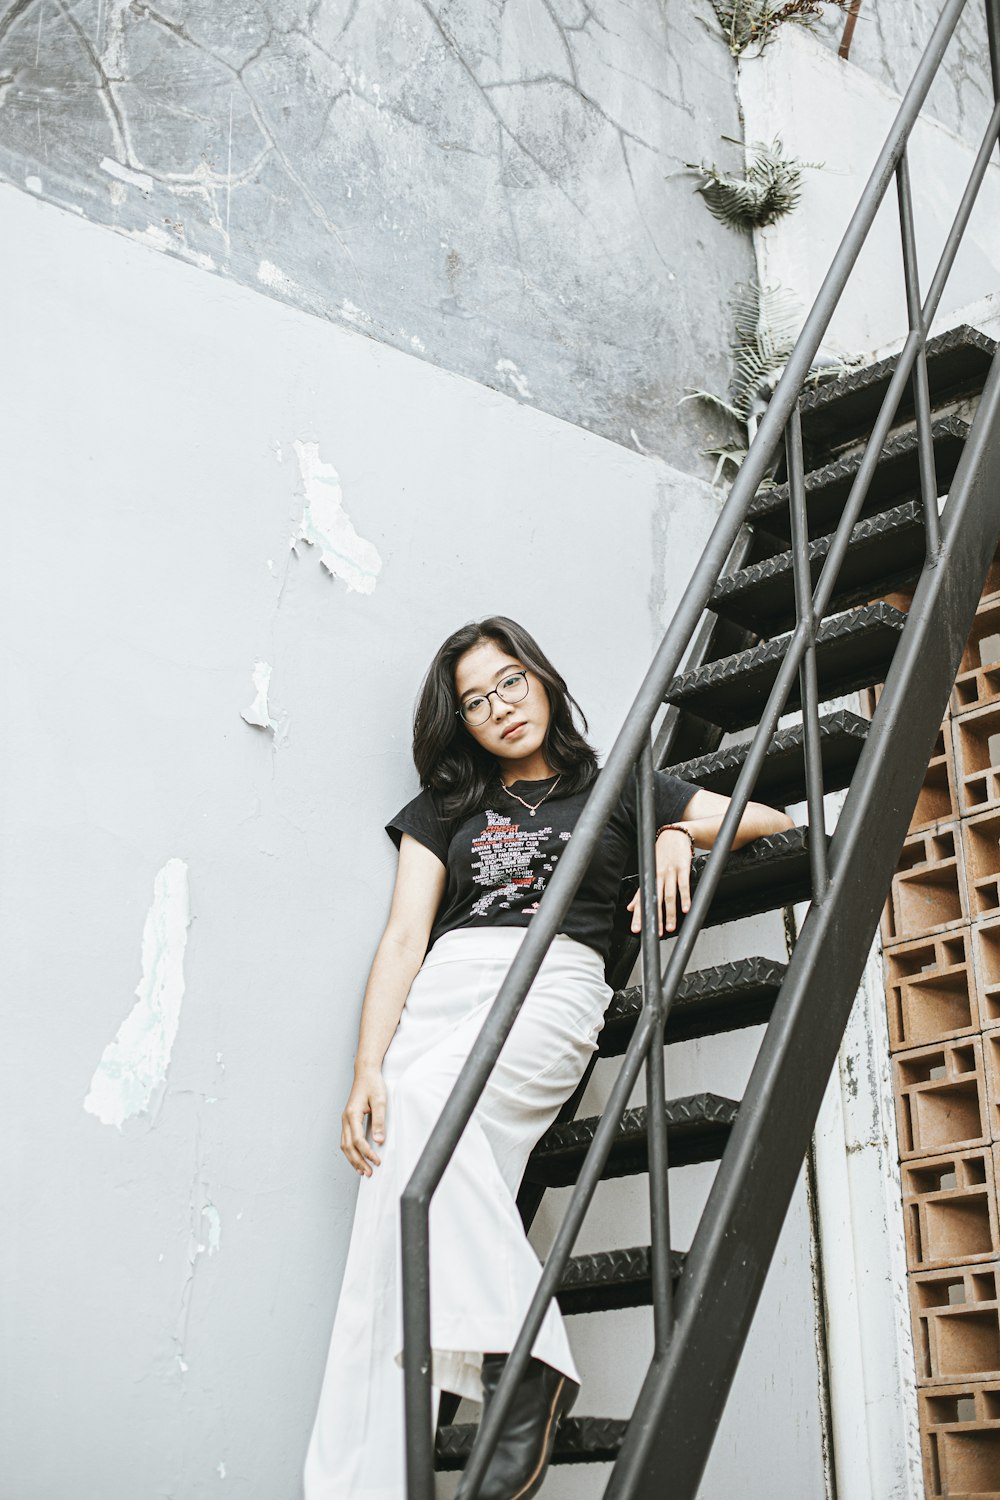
[740,26,1000,363]
[2,182,833,1498]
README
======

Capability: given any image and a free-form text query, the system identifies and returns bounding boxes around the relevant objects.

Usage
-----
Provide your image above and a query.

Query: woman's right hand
[342,1066,387,1177]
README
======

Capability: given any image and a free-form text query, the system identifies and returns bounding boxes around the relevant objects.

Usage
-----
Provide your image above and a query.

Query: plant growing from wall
[704,0,854,57]
[684,136,823,230]
[680,279,857,483]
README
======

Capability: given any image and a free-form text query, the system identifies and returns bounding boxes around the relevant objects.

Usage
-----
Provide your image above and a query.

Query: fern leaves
[684,135,823,229]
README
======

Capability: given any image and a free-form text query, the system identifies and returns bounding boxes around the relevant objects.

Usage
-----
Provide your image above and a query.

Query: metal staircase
[400,3,1000,1495]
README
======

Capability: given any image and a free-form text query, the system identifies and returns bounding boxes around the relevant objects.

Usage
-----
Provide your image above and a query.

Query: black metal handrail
[400,3,1000,1495]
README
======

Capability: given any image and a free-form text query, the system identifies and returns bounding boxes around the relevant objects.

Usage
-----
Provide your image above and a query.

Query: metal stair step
[664,600,906,731]
[618,824,823,931]
[600,955,787,1054]
[435,1415,629,1469]
[664,707,870,806]
[749,413,968,541]
[556,1242,686,1315]
[709,500,926,637]
[523,1095,738,1188]
[793,323,995,466]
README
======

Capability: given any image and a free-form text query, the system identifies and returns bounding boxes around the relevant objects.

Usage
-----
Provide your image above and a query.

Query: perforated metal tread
[749,413,968,540]
[664,601,906,731]
[523,1094,739,1187]
[618,824,822,931]
[435,1416,629,1469]
[600,956,786,1054]
[709,500,926,636]
[557,1242,686,1314]
[663,707,870,806]
[794,323,995,465]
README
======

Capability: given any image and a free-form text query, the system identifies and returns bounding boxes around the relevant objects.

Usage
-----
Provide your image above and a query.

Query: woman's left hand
[626,827,693,936]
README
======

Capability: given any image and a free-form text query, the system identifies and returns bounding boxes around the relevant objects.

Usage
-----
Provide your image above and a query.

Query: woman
[302,616,794,1500]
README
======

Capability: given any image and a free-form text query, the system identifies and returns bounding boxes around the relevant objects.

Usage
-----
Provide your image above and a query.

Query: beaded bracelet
[655,823,696,857]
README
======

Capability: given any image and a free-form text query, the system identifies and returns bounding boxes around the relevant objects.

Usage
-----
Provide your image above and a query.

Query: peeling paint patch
[240,660,288,741]
[25,175,42,193]
[116,224,215,271]
[217,1461,227,1479]
[99,157,153,193]
[200,1202,222,1255]
[83,858,191,1129]
[257,259,296,294]
[495,358,533,399]
[291,439,382,594]
[99,0,132,74]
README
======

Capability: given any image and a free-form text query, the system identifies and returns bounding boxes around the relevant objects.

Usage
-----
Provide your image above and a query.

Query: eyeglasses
[456,669,530,726]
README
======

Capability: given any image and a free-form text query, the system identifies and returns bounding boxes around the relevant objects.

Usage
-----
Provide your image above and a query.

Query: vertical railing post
[637,740,674,1353]
[400,1195,435,1500]
[785,403,830,901]
[895,146,941,556]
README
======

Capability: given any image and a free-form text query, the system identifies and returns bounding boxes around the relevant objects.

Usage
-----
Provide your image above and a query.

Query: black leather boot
[474,1351,579,1500]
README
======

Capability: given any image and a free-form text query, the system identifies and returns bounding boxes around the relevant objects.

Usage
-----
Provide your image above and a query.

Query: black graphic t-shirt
[385,768,702,966]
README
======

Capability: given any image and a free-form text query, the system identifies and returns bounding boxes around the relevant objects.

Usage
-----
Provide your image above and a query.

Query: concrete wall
[0,181,828,1499]
[0,0,752,472]
[740,25,1000,363]
[808,0,995,146]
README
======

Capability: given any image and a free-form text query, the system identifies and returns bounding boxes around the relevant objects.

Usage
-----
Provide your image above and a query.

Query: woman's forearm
[353,929,428,1073]
[675,803,795,850]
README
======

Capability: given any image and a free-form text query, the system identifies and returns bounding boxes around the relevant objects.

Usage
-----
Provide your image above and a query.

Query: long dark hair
[412,616,599,821]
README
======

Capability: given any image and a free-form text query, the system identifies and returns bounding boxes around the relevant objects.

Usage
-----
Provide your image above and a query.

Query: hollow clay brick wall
[875,544,1000,1498]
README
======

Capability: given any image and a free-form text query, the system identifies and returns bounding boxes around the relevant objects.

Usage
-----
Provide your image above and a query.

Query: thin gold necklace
[500,773,561,816]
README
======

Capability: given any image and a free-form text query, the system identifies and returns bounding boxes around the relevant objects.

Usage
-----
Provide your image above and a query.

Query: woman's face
[453,638,552,767]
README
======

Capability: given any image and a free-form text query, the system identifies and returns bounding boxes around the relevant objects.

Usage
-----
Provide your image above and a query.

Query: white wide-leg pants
[302,927,613,1500]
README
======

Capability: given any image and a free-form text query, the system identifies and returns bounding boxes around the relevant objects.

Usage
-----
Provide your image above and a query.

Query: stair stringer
[604,344,1000,1500]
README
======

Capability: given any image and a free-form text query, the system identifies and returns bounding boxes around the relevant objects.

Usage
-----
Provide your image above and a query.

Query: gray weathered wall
[0,0,751,472]
[0,171,834,1496]
[808,0,994,145]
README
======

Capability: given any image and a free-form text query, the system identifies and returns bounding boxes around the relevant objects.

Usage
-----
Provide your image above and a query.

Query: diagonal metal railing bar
[896,148,942,554]
[451,989,671,1494]
[402,3,995,1494]
[605,334,1000,1500]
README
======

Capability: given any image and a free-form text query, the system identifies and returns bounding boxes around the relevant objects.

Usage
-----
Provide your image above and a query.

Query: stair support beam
[603,345,1000,1500]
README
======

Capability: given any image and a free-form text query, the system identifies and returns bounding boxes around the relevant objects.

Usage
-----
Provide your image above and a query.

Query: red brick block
[952,597,1000,718]
[902,1149,1000,1272]
[959,812,1000,923]
[911,1262,1000,1386]
[919,1379,1000,1498]
[982,1038,1000,1144]
[951,700,1000,818]
[884,930,978,1051]
[893,1037,990,1160]
[973,918,1000,1032]
[910,720,961,831]
[882,824,969,946]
